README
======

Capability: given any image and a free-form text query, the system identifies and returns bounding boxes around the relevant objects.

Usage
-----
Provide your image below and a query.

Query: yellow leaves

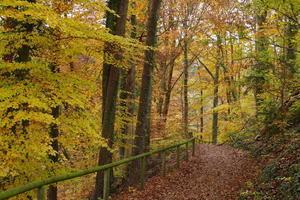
[0,0,113,195]
[0,64,103,193]
[0,128,53,181]
[211,103,231,113]
[0,0,56,23]
[0,110,55,129]
[0,166,10,178]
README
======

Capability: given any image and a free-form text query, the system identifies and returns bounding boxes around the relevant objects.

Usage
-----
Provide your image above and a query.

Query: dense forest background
[0,0,299,199]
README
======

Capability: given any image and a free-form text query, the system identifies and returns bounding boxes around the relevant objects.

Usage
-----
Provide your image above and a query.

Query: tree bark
[119,14,137,159]
[162,52,175,123]
[212,35,221,144]
[94,0,129,199]
[183,38,190,137]
[47,63,61,200]
[48,110,59,200]
[200,90,204,133]
[128,0,161,185]
[157,58,167,116]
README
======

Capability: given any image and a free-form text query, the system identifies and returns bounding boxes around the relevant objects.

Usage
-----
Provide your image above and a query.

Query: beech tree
[119,12,137,160]
[0,0,299,199]
[128,0,161,185]
[93,0,129,199]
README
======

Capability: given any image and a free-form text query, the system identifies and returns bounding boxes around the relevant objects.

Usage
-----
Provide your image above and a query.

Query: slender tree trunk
[156,37,170,134]
[94,0,129,199]
[183,38,190,137]
[212,35,221,144]
[229,37,238,103]
[128,0,161,185]
[162,54,175,123]
[223,65,231,115]
[200,90,204,133]
[47,63,61,200]
[48,108,59,200]
[162,14,177,125]
[157,59,167,116]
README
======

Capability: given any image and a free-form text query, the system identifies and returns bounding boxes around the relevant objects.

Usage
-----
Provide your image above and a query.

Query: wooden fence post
[185,143,189,161]
[103,168,111,200]
[0,138,196,200]
[37,186,45,200]
[192,138,195,156]
[140,156,146,189]
[176,146,180,168]
[162,151,166,176]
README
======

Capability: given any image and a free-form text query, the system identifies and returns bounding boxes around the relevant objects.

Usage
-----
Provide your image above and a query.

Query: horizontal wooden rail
[0,137,196,200]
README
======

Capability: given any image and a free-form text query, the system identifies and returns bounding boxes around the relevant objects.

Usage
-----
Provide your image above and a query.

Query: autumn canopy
[0,0,299,199]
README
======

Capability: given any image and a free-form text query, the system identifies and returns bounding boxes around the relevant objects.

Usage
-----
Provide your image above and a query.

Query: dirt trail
[112,144,261,200]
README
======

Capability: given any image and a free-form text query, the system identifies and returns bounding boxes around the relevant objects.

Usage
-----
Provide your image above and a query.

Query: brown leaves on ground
[112,144,261,200]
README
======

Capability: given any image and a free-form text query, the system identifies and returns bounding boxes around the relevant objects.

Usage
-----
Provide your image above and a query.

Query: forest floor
[111,144,263,200]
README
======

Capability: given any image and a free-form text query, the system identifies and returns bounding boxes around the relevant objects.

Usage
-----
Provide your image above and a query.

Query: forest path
[112,144,261,200]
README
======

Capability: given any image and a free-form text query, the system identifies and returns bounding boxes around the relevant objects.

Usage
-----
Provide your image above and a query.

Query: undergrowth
[238,128,300,200]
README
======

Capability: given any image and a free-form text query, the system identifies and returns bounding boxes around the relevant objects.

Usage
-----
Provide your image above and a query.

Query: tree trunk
[162,14,177,125]
[212,76,219,144]
[156,58,167,133]
[212,35,221,144]
[94,0,129,199]
[230,36,238,103]
[183,38,190,137]
[162,53,175,123]
[223,65,232,115]
[254,10,268,115]
[128,0,161,185]
[47,63,61,200]
[119,14,137,160]
[200,90,204,133]
[157,59,167,116]
[48,108,59,200]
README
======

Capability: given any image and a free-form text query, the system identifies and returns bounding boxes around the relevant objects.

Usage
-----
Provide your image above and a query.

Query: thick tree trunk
[212,76,219,144]
[128,0,161,185]
[94,0,129,199]
[119,14,137,160]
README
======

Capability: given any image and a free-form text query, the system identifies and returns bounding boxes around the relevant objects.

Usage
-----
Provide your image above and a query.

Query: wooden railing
[0,137,196,200]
